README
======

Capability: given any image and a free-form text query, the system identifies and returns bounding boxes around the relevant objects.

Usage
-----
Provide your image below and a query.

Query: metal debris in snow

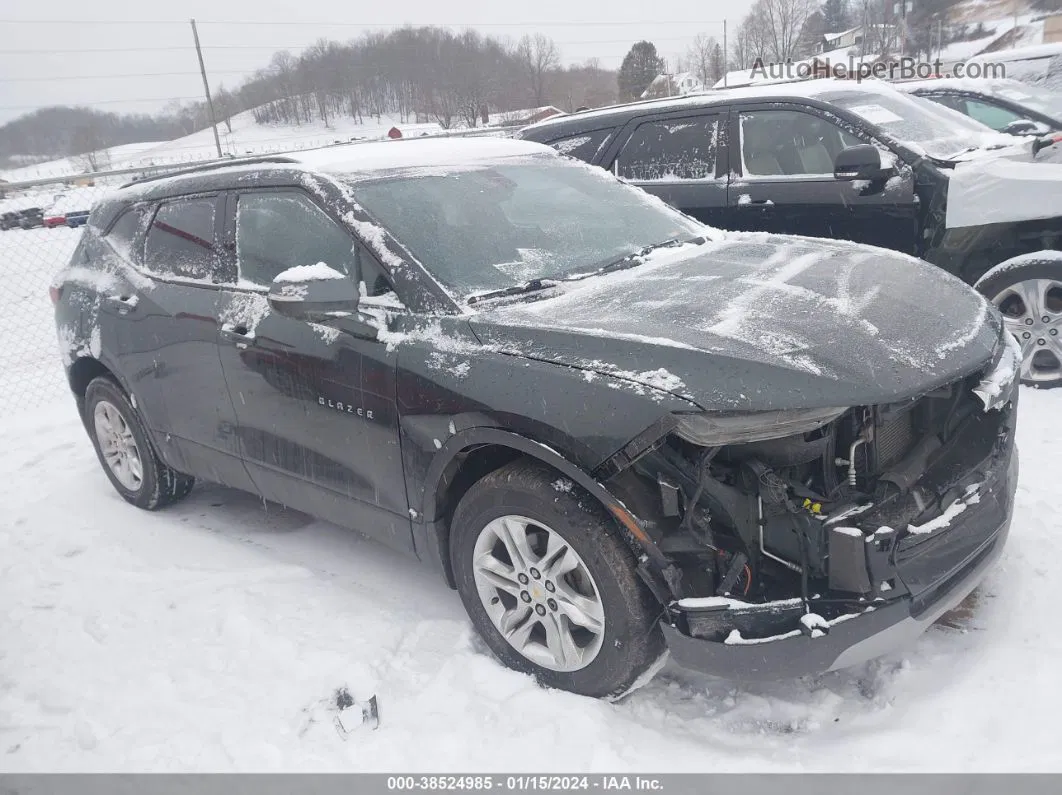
[333,687,380,737]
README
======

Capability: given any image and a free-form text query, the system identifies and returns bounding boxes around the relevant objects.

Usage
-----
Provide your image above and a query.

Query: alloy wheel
[993,278,1062,384]
[93,399,144,491]
[472,514,606,672]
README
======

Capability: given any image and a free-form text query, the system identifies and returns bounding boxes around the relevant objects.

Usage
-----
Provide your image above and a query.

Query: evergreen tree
[618,41,665,101]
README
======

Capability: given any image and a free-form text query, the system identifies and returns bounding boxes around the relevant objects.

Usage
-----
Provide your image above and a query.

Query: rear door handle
[220,323,254,349]
[104,294,139,315]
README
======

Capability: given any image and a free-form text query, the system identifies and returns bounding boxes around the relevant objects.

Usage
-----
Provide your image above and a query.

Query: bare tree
[731,14,772,70]
[756,0,819,61]
[686,34,723,87]
[517,34,560,107]
[70,121,110,172]
[857,0,900,57]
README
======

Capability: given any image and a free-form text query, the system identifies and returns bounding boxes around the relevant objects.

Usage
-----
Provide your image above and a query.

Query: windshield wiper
[466,278,559,306]
[595,235,707,275]
[465,236,708,305]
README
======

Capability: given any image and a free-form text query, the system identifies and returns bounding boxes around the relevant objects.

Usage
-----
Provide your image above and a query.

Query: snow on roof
[896,75,1032,94]
[531,77,912,130]
[293,137,555,174]
[824,26,862,43]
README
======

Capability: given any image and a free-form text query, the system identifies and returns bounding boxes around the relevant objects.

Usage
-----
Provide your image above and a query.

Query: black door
[215,188,411,553]
[606,111,729,227]
[107,194,254,490]
[727,105,918,253]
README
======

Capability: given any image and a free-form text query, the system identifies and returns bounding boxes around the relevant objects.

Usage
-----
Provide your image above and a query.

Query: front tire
[976,254,1062,389]
[450,459,666,699]
[84,376,195,510]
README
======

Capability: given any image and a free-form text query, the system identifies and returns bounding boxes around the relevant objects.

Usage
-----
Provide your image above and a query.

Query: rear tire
[450,459,666,699]
[976,254,1062,389]
[83,376,195,510]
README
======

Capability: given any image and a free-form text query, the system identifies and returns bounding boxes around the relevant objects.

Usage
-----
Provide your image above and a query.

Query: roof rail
[119,155,301,189]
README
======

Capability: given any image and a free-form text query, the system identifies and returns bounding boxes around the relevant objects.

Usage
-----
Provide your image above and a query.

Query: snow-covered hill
[1,110,447,184]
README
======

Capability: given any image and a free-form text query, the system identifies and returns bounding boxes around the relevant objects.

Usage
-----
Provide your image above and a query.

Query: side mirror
[833,144,890,181]
[1003,119,1050,136]
[268,264,358,321]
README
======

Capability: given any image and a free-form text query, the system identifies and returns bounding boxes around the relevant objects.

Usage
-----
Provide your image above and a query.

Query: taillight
[49,285,61,305]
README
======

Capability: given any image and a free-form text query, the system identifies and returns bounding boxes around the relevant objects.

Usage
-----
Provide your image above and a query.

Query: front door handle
[220,323,254,349]
[104,294,139,315]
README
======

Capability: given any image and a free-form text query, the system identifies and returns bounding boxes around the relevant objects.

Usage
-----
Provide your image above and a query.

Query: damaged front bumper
[660,416,1019,681]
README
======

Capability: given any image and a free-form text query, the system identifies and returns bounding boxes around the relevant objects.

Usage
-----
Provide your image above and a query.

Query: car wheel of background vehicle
[450,458,666,699]
[84,376,195,510]
[976,256,1062,389]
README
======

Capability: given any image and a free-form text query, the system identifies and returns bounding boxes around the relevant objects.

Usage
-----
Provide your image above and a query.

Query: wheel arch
[421,428,666,593]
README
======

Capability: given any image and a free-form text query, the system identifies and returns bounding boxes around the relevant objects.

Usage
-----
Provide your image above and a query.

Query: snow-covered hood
[469,234,1001,411]
[945,143,1062,228]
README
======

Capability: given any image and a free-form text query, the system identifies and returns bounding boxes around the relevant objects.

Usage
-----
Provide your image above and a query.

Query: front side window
[739,110,863,177]
[961,98,1026,131]
[616,116,719,181]
[235,192,359,286]
[143,198,219,280]
[345,157,704,298]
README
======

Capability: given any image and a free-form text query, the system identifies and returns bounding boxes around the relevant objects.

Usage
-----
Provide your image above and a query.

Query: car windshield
[987,80,1062,119]
[815,87,1015,158]
[345,157,704,299]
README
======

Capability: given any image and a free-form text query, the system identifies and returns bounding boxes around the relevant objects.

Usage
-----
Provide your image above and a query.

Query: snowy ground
[1,390,1059,772]
[1,219,1061,773]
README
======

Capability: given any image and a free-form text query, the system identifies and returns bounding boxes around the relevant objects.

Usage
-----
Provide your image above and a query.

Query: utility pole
[190,18,223,159]
[722,19,728,87]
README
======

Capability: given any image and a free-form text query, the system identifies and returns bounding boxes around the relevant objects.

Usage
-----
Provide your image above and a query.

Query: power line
[0,34,714,56]
[0,97,201,111]
[0,19,726,27]
[0,72,258,82]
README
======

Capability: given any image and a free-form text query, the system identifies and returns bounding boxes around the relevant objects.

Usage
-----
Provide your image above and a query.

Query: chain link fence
[0,126,521,413]
[1,179,118,411]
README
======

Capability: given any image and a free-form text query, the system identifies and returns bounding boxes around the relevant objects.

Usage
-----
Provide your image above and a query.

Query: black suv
[53,139,1019,698]
[520,78,1062,388]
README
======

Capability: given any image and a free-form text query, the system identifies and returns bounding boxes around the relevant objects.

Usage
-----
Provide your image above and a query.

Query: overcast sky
[0,0,757,124]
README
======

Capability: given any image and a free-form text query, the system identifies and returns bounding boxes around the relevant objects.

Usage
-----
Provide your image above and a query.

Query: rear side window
[143,197,219,281]
[104,207,145,259]
[615,116,719,181]
[545,129,613,163]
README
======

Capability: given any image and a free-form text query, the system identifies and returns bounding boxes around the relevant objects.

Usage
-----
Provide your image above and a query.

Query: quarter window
[739,110,863,177]
[616,116,719,181]
[143,198,219,280]
[105,206,147,259]
[545,129,614,163]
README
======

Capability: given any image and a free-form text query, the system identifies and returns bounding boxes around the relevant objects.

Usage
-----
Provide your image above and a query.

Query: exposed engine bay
[603,343,1020,643]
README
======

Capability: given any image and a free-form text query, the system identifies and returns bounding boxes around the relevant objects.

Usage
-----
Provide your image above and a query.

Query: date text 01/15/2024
[385,777,665,791]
